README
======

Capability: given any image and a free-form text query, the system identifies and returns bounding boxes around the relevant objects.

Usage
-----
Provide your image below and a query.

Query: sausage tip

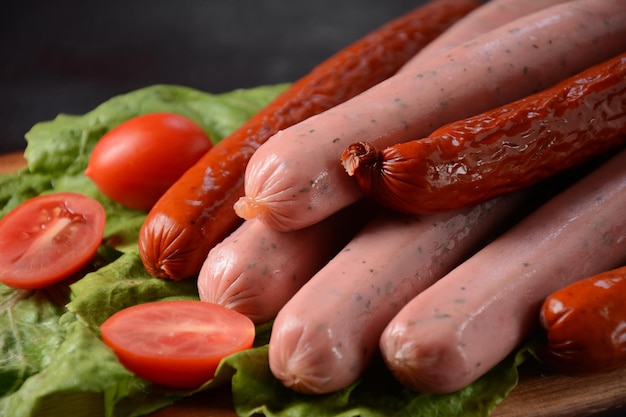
[380,330,465,394]
[340,141,380,176]
[233,195,264,220]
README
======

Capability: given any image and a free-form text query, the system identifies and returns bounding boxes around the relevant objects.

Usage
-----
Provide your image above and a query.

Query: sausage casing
[539,265,626,375]
[343,52,626,215]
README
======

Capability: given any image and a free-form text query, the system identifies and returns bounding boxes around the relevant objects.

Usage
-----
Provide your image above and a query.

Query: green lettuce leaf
[67,251,198,330]
[2,83,289,250]
[22,83,289,178]
[0,287,66,398]
[0,82,536,417]
[220,344,530,417]
[0,83,288,417]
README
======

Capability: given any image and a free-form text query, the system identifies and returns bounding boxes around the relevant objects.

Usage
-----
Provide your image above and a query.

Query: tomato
[0,192,106,289]
[85,112,212,211]
[100,300,255,389]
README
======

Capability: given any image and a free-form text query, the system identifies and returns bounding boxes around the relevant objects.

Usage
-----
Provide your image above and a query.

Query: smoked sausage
[342,52,626,215]
[268,192,526,394]
[539,265,626,376]
[138,0,480,279]
[379,147,626,394]
[234,0,626,232]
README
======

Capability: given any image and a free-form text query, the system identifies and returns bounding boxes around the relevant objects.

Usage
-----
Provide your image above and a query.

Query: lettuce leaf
[0,82,534,417]
[0,83,288,417]
[221,343,530,417]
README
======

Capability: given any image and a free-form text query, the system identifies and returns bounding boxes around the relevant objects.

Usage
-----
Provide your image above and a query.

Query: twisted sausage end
[233,195,264,220]
[340,141,380,176]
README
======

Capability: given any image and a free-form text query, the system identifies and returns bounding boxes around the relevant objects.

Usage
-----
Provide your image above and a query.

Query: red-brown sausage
[379,147,626,394]
[268,192,526,394]
[138,0,480,280]
[539,265,626,376]
[197,202,373,324]
[342,52,626,215]
[234,0,626,232]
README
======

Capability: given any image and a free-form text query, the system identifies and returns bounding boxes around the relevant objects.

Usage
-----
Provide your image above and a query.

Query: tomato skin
[0,192,106,289]
[85,112,212,211]
[100,300,255,389]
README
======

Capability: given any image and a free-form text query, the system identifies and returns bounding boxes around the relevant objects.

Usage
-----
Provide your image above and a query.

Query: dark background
[1,0,423,154]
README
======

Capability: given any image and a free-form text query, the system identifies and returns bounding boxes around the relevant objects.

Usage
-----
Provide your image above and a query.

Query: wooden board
[0,152,27,173]
[1,152,625,417]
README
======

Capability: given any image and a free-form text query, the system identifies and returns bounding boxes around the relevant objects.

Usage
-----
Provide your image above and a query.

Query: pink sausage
[201,0,568,321]
[197,202,373,324]
[268,192,526,394]
[379,147,626,394]
[201,0,569,324]
[399,0,571,65]
[234,0,626,232]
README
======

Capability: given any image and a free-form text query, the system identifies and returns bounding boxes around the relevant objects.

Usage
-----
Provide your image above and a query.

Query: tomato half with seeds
[0,192,106,289]
[85,112,213,211]
[100,300,255,389]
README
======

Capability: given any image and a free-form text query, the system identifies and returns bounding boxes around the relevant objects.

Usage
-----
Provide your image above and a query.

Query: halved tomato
[0,192,106,289]
[100,300,255,389]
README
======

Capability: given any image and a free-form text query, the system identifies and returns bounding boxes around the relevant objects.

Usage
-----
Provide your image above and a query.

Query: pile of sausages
[141,0,626,395]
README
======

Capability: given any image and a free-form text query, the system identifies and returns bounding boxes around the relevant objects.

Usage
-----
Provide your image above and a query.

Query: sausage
[234,0,626,232]
[197,201,374,324]
[200,0,556,318]
[138,0,480,280]
[539,265,626,376]
[342,52,626,215]
[379,146,626,394]
[398,0,571,66]
[197,0,556,317]
[268,192,526,394]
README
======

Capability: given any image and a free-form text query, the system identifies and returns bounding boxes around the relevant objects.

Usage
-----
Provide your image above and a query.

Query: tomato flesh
[85,112,212,211]
[0,192,106,289]
[100,300,255,388]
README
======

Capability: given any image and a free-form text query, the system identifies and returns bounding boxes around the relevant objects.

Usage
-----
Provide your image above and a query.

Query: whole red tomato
[85,112,212,210]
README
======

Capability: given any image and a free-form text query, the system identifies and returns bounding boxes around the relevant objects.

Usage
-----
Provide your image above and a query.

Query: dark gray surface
[1,0,422,153]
